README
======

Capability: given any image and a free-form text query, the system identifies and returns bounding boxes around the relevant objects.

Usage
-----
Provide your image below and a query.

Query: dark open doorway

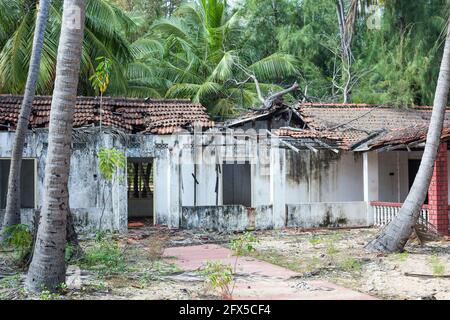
[127,158,154,223]
[0,159,36,209]
[222,162,252,207]
[408,159,428,204]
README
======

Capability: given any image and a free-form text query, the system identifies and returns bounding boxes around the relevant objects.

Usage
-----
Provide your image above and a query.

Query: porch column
[428,143,449,235]
[363,152,379,225]
[270,146,286,228]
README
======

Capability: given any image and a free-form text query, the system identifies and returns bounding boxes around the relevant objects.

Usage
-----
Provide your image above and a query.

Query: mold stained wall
[284,150,365,204]
[0,131,159,232]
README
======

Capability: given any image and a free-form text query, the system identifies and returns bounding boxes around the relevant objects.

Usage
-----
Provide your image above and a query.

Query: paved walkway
[164,244,376,300]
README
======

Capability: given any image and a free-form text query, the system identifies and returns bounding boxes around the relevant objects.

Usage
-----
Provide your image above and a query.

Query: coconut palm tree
[0,0,50,235]
[0,0,134,96]
[366,19,450,253]
[26,0,86,292]
[127,0,300,118]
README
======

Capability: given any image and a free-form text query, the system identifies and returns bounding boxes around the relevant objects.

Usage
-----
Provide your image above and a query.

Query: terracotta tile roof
[290,103,450,150]
[0,95,214,134]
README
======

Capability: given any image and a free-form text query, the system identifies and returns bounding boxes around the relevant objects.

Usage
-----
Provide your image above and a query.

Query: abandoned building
[0,95,449,235]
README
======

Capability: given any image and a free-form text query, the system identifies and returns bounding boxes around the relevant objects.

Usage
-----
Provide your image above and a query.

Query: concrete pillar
[428,143,449,235]
[363,152,379,225]
[270,146,286,228]
[154,148,171,226]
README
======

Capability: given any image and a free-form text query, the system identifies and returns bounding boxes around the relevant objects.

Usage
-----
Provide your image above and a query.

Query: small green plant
[306,256,322,272]
[151,261,183,276]
[97,148,126,182]
[325,241,338,256]
[97,147,125,229]
[308,236,322,246]
[339,257,362,272]
[94,229,112,242]
[39,290,61,300]
[0,274,22,289]
[200,261,234,299]
[389,251,409,262]
[427,255,445,276]
[200,232,259,299]
[89,56,112,95]
[230,232,259,257]
[1,224,33,263]
[81,240,126,276]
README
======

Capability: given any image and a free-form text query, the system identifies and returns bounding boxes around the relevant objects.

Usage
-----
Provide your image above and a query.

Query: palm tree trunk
[25,0,86,292]
[0,0,50,235]
[366,21,450,253]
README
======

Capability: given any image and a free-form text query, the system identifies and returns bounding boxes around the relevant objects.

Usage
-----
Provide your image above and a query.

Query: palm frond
[249,53,299,81]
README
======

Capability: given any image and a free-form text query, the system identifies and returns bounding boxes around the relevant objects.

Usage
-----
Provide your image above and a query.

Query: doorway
[222,162,252,207]
[127,158,154,222]
[408,159,428,204]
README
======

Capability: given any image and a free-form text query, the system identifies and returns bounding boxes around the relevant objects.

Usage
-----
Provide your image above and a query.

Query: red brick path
[164,244,376,300]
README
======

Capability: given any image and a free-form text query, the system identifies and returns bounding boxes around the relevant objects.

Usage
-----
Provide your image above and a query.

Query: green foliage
[89,56,112,95]
[0,0,135,96]
[338,257,362,272]
[427,255,446,276]
[389,251,409,262]
[0,274,21,289]
[81,240,126,275]
[39,290,61,300]
[199,260,234,298]
[2,0,450,112]
[128,0,300,117]
[97,147,126,182]
[308,235,322,246]
[230,231,259,257]
[1,224,32,263]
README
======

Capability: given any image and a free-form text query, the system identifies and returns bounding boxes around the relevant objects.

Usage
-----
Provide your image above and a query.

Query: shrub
[81,240,126,275]
[1,224,33,264]
[199,261,234,299]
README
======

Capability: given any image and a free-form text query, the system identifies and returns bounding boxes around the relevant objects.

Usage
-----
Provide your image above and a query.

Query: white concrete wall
[376,150,450,204]
[284,150,364,204]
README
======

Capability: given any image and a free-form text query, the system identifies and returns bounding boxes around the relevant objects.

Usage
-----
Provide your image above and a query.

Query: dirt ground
[0,226,449,300]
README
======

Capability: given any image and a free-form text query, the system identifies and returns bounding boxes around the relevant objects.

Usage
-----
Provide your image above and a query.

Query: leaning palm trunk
[366,21,450,253]
[1,0,50,234]
[26,0,86,292]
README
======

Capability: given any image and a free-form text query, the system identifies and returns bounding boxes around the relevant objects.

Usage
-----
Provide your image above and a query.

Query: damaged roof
[294,103,450,150]
[0,95,214,134]
[229,102,450,151]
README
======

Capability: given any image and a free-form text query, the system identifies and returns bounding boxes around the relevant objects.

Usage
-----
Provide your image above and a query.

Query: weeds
[338,257,362,272]
[308,236,322,246]
[199,261,234,299]
[427,255,445,276]
[200,231,258,299]
[1,224,32,264]
[0,274,22,289]
[39,290,62,300]
[389,252,409,262]
[80,240,126,276]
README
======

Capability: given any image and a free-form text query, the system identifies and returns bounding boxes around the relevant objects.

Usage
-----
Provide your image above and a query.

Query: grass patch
[338,257,362,272]
[0,274,22,289]
[308,236,323,246]
[305,256,322,272]
[79,240,126,276]
[427,255,445,276]
[251,249,303,273]
[325,241,339,256]
[389,252,409,262]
